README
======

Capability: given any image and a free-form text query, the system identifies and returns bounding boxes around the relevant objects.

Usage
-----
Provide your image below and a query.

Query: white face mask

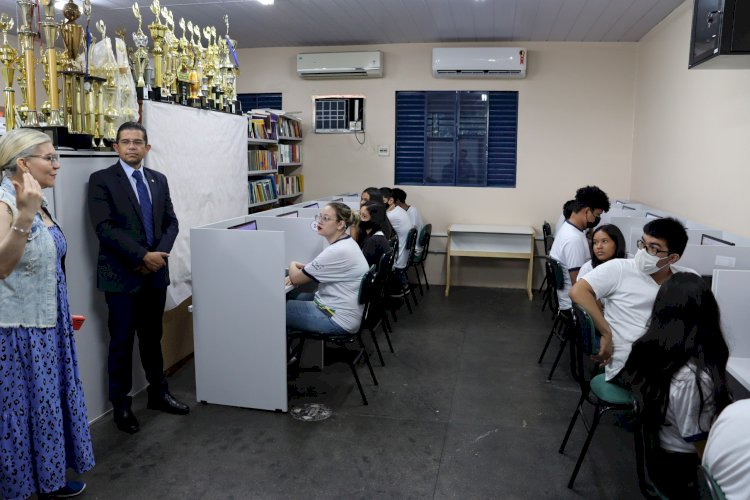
[634,248,670,275]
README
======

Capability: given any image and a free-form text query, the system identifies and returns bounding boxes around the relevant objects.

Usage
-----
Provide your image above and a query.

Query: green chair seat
[590,374,634,406]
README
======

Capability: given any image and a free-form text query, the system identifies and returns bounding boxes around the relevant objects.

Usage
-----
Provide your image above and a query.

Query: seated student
[570,217,694,382]
[549,198,601,315]
[285,202,369,335]
[702,399,750,500]
[621,273,731,499]
[554,186,610,236]
[577,224,627,279]
[360,187,382,207]
[392,188,424,256]
[357,202,393,267]
[380,187,413,276]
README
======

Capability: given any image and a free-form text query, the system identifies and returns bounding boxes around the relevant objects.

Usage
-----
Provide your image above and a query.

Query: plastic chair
[364,250,396,366]
[396,227,419,312]
[700,465,727,500]
[537,257,575,381]
[558,304,635,489]
[407,224,432,296]
[538,221,553,297]
[289,267,379,405]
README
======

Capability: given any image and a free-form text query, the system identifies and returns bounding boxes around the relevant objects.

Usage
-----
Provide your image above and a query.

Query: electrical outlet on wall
[377,145,390,156]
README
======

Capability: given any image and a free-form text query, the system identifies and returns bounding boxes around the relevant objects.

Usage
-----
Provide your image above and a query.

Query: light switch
[378,145,390,156]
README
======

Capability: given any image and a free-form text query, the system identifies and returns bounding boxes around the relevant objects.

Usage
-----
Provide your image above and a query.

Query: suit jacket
[88,162,179,293]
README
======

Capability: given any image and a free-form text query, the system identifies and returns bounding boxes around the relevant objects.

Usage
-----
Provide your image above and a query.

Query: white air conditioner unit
[297,51,383,79]
[432,47,527,79]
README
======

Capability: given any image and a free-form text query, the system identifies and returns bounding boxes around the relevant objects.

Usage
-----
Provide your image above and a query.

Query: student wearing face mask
[356,202,393,267]
[554,185,610,236]
[569,217,696,383]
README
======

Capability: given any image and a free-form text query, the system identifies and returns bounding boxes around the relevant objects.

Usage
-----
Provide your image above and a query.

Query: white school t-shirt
[387,205,413,269]
[549,220,590,311]
[302,236,370,333]
[703,399,750,500]
[554,212,566,236]
[578,260,594,279]
[660,362,715,453]
[407,205,425,255]
[581,259,697,380]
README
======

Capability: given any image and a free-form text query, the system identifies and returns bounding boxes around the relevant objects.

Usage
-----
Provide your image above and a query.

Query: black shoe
[113,408,139,434]
[147,392,190,415]
[39,480,87,499]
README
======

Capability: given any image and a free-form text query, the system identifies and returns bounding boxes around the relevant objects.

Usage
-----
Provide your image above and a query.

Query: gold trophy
[40,0,63,126]
[163,9,178,101]
[16,0,39,127]
[189,23,203,107]
[60,0,84,132]
[203,26,218,109]
[131,3,148,96]
[0,13,17,130]
[147,0,167,100]
[175,18,190,105]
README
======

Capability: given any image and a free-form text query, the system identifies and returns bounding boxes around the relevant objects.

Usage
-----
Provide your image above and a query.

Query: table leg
[445,234,452,297]
[526,236,534,301]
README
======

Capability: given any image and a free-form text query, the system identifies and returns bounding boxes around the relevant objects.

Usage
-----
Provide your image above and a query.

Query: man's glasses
[636,238,670,256]
[314,215,337,223]
[118,139,146,146]
[26,154,60,164]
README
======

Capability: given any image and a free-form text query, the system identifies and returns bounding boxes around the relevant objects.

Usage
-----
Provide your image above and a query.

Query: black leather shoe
[147,392,190,415]
[113,408,139,434]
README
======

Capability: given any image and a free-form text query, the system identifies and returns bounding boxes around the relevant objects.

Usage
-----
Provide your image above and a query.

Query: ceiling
[0,0,685,49]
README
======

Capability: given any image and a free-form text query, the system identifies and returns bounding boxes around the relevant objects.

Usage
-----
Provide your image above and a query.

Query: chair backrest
[547,257,566,291]
[570,304,601,390]
[405,227,418,264]
[388,235,399,258]
[542,221,553,255]
[700,465,727,500]
[412,224,432,265]
[544,258,561,313]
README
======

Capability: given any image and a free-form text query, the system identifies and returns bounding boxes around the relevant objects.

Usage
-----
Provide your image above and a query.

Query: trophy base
[188,97,201,108]
[233,101,242,115]
[31,126,96,150]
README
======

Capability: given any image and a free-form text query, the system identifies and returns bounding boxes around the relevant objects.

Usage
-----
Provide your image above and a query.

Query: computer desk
[445,224,535,300]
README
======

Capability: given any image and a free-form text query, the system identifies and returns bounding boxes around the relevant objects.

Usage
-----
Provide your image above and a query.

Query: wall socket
[377,145,390,156]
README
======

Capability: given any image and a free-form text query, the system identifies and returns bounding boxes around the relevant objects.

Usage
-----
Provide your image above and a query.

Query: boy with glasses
[570,217,696,381]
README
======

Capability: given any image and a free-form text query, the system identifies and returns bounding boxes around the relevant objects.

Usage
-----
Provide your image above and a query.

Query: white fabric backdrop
[142,101,248,309]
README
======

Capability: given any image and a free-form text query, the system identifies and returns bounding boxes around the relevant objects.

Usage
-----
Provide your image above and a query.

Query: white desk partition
[712,269,750,391]
[256,217,324,264]
[677,245,750,276]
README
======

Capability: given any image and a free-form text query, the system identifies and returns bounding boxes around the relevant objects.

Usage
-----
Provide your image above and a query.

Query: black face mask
[359,220,373,232]
[587,215,601,230]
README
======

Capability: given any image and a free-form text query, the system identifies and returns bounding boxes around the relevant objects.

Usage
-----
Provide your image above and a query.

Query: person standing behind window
[88,122,189,436]
[0,128,94,499]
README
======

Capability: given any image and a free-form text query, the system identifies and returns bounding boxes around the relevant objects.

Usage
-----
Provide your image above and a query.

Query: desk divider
[712,269,750,391]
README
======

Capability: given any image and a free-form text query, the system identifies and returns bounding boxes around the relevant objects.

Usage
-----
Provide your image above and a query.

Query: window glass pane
[425,92,456,184]
[457,92,488,186]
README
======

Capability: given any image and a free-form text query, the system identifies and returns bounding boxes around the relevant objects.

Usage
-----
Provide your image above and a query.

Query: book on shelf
[278,143,301,164]
[278,117,302,139]
[249,150,277,171]
[247,111,278,141]
[273,174,304,196]
[248,177,278,205]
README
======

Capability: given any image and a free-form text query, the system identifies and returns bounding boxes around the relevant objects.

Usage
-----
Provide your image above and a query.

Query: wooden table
[445,224,535,300]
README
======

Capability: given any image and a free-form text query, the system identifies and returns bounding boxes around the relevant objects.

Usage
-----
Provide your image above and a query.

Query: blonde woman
[0,128,94,499]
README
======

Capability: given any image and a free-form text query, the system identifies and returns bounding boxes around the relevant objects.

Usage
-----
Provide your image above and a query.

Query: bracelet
[12,225,31,234]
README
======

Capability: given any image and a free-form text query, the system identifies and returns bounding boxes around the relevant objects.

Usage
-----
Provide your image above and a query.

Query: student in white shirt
[286,202,370,335]
[621,273,731,499]
[577,224,627,280]
[570,217,694,381]
[554,185,610,236]
[393,188,424,257]
[380,187,413,271]
[549,200,601,313]
[703,399,750,500]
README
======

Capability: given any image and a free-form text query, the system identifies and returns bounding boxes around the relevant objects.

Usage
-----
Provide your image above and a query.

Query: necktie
[132,169,154,247]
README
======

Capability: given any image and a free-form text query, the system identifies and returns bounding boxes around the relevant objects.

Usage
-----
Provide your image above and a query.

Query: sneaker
[43,481,86,498]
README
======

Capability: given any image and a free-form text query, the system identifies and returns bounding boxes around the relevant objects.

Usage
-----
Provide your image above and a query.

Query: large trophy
[0,13,16,130]
[147,0,167,100]
[175,18,190,106]
[40,0,63,126]
[131,3,149,98]
[16,0,39,127]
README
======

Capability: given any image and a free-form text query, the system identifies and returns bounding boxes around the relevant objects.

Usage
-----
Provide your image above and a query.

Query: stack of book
[278,117,302,138]
[248,111,278,140]
[274,174,304,196]
[278,144,301,164]
[248,178,278,205]
[249,150,277,171]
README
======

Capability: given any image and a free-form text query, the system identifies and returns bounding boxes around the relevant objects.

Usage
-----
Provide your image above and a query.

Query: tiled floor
[70,286,642,499]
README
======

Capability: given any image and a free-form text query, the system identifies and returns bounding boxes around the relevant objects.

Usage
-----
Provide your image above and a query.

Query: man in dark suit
[88,122,189,434]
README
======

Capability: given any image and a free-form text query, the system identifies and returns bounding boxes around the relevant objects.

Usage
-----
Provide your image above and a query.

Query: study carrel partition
[190,215,323,412]
[712,269,750,393]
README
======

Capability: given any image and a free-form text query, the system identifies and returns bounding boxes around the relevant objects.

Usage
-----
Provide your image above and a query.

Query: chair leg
[547,337,568,381]
[403,292,414,314]
[410,282,419,306]
[382,322,395,353]
[538,275,547,294]
[567,404,604,489]
[382,312,392,333]
[345,355,368,406]
[369,328,386,366]
[358,336,378,386]
[559,394,586,454]
[537,315,561,364]
[413,265,424,296]
[390,307,398,323]
[420,263,430,290]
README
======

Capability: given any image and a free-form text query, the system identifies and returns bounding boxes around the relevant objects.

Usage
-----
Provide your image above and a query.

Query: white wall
[631,1,750,238]
[236,42,638,287]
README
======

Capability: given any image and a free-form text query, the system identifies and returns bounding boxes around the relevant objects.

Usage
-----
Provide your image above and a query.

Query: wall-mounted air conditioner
[297,51,383,79]
[432,47,527,79]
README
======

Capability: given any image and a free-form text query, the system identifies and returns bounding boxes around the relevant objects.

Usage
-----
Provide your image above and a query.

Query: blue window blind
[238,93,282,113]
[394,90,518,188]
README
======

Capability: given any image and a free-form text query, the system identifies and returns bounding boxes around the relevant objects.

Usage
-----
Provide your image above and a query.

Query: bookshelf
[246,110,304,211]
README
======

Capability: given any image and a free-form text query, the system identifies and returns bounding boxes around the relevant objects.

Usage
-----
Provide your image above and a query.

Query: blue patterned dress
[0,225,95,500]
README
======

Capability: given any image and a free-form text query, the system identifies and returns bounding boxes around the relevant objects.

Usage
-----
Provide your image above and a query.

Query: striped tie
[132,169,154,247]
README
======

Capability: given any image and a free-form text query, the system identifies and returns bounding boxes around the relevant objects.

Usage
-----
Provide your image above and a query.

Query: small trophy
[0,13,17,130]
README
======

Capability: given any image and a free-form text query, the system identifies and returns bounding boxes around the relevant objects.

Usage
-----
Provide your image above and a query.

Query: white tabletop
[728,357,750,391]
[449,224,534,235]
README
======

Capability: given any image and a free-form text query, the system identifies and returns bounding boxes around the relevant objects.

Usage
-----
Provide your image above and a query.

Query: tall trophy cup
[132,3,149,99]
[40,0,64,126]
[16,0,39,126]
[0,14,17,130]
[148,0,166,101]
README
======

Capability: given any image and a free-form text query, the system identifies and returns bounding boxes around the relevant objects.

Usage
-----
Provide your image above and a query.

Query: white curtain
[142,101,248,309]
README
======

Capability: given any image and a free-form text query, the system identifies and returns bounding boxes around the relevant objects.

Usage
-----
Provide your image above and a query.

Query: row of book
[249,150,277,171]
[249,117,275,140]
[274,174,304,196]
[278,144,301,164]
[278,117,302,138]
[249,178,278,205]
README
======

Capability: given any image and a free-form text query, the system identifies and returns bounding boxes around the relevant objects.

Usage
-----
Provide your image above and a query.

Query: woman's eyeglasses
[26,154,60,164]
[314,215,337,223]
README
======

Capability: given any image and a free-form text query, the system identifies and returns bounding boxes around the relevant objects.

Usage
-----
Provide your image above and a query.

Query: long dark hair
[591,224,627,268]
[357,201,393,246]
[622,273,731,434]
